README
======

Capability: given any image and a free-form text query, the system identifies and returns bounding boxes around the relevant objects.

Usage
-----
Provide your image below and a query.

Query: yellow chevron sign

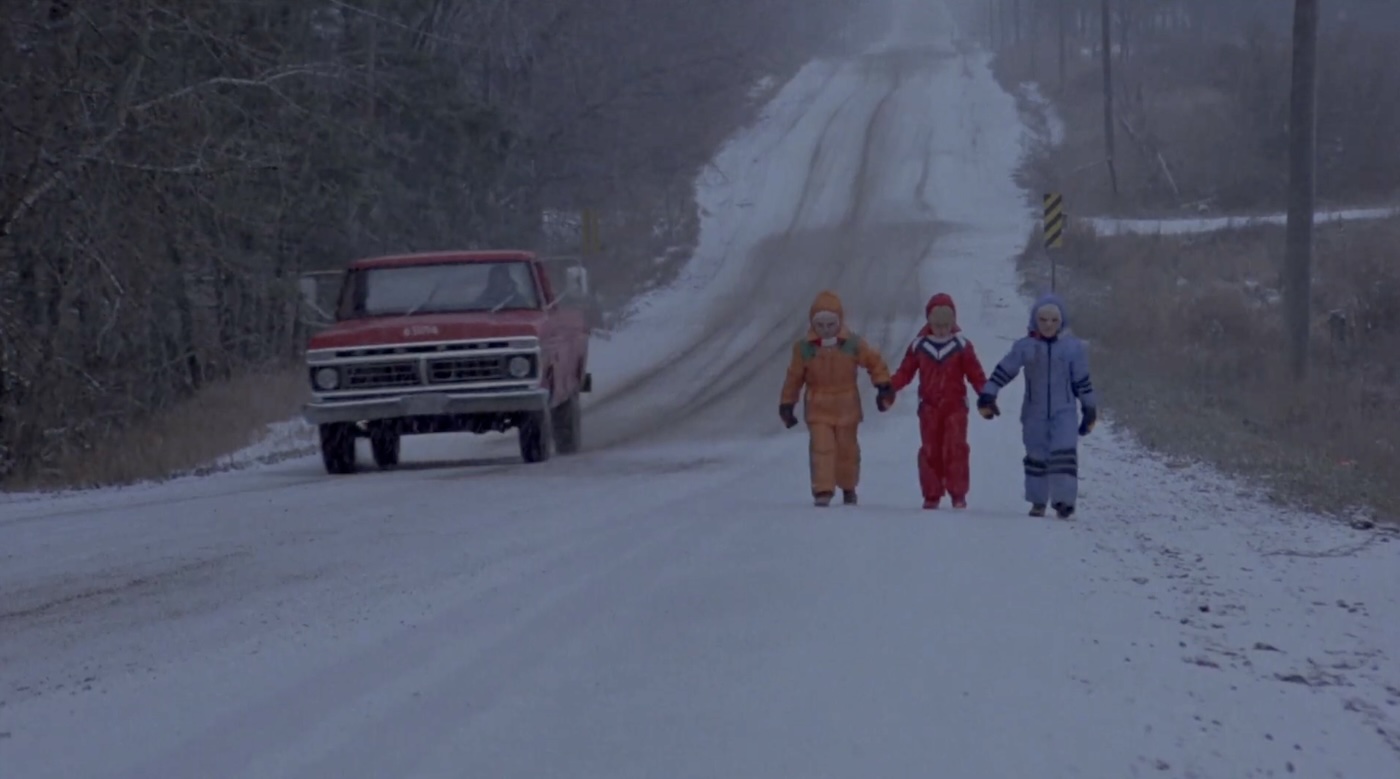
[1043,192,1064,249]
[581,208,601,255]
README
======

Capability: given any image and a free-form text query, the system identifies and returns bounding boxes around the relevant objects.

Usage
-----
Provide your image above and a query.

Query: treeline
[0,0,876,482]
[956,0,1400,46]
[956,0,1400,211]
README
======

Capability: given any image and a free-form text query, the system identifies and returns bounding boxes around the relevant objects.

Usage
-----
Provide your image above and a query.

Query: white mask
[1035,304,1062,338]
[811,311,841,340]
[927,305,955,339]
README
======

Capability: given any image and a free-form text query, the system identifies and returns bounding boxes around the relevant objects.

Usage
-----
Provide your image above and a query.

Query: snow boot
[1053,502,1075,519]
[1028,503,1047,517]
[814,492,834,507]
[923,498,940,510]
[842,489,857,505]
[951,495,967,509]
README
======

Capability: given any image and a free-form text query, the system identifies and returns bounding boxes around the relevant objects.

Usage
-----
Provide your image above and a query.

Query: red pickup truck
[298,250,592,474]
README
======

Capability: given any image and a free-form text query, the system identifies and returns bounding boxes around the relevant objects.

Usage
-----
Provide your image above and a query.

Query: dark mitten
[875,383,895,412]
[976,393,1000,419]
[779,403,798,429]
[1078,406,1097,436]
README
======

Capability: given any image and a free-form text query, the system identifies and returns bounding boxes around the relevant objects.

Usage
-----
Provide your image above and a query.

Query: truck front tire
[319,423,357,474]
[553,393,582,454]
[369,424,400,469]
[518,409,554,463]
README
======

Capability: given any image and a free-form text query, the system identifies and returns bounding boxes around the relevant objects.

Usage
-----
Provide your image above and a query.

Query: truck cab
[298,250,592,474]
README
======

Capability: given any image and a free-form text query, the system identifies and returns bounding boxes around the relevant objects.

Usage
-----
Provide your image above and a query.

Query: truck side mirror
[565,266,590,297]
[298,275,319,306]
[298,271,338,324]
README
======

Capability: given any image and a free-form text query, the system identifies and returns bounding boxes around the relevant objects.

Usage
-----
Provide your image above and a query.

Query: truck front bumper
[303,388,550,426]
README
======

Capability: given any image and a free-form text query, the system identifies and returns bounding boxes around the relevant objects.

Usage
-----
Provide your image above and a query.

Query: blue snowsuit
[980,294,1098,507]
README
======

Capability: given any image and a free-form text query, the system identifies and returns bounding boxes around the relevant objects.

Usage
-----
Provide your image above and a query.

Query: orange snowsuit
[779,291,893,500]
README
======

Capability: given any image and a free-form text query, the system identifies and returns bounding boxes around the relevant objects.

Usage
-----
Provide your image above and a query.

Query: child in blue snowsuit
[975,293,1098,519]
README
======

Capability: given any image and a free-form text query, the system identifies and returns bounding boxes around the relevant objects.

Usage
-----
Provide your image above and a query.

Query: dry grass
[1015,218,1400,523]
[5,368,311,491]
[991,29,1400,525]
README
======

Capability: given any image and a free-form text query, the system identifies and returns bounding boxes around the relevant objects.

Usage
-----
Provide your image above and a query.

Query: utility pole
[988,0,997,49]
[1100,0,1119,196]
[365,0,379,122]
[1284,0,1319,380]
[1058,0,1067,90]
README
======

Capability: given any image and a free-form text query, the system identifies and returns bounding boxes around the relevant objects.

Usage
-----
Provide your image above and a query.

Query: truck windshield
[338,261,540,319]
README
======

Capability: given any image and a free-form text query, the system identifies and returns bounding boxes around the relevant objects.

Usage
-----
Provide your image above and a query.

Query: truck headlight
[313,366,340,390]
[507,355,532,378]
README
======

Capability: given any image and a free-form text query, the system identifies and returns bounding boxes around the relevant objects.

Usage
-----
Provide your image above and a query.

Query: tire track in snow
[288,488,776,779]
[585,46,957,446]
[104,446,789,779]
[846,53,906,229]
[0,453,526,526]
[672,50,951,429]
[580,74,878,442]
[783,88,864,234]
[0,439,784,707]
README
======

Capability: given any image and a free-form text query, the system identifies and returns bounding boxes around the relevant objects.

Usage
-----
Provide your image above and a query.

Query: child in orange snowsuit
[889,292,988,510]
[779,290,894,507]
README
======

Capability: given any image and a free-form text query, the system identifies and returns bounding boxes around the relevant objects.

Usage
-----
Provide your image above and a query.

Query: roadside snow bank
[1086,206,1400,237]
[201,419,318,471]
[0,420,318,505]
[584,58,845,402]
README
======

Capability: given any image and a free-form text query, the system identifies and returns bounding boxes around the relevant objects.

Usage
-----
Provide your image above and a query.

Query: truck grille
[321,351,533,393]
[427,355,507,383]
[343,361,421,389]
[334,340,513,359]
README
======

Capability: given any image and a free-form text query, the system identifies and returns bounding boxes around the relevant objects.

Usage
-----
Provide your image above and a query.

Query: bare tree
[1100,0,1119,196]
[0,0,875,483]
[1283,0,1319,379]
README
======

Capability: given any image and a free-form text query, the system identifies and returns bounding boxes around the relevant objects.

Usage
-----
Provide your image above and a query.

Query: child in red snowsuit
[889,293,988,509]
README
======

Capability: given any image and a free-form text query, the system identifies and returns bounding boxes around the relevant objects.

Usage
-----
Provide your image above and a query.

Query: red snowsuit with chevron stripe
[890,293,988,503]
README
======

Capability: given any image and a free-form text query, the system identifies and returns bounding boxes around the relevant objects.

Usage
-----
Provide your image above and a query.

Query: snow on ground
[0,419,322,508]
[206,419,318,470]
[583,57,847,403]
[1007,55,1397,239]
[2,1,1399,777]
[747,74,778,100]
[1014,81,1065,146]
[1086,205,1400,237]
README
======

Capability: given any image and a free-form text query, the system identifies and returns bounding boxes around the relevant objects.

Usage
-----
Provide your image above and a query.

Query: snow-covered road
[4,2,1399,777]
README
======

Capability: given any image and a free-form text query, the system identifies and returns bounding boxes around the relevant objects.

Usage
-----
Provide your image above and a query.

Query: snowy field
[1085,205,1400,237]
[2,1,1398,777]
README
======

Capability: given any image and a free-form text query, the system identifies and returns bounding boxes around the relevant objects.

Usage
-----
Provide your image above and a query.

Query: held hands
[779,403,798,429]
[875,384,895,412]
[1078,406,1097,436]
[976,393,1000,420]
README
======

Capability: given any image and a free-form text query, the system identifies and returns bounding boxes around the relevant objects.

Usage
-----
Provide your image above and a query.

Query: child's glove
[875,383,895,412]
[779,403,798,429]
[1078,406,1097,436]
[976,393,1000,419]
